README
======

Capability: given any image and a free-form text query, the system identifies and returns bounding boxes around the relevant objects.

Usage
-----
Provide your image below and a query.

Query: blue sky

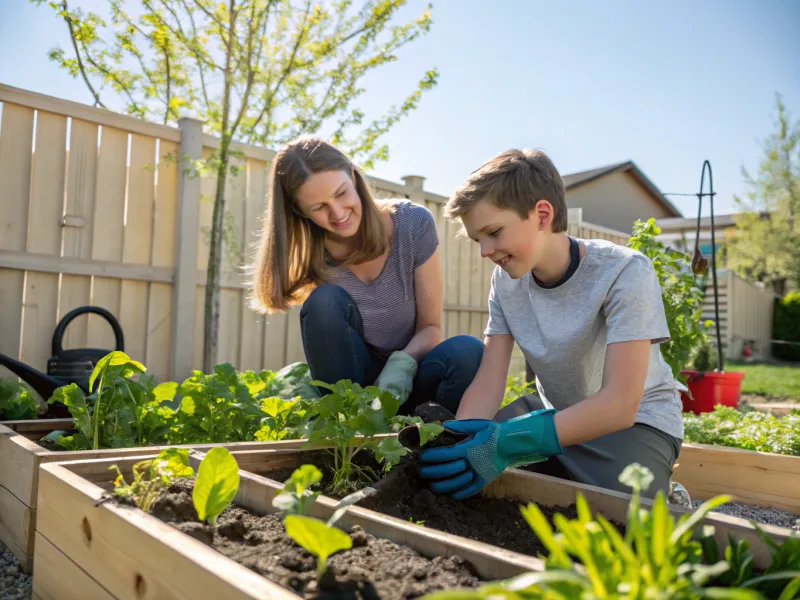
[1,0,798,219]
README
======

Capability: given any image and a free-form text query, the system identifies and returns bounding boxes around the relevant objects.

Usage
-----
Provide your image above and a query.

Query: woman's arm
[554,338,650,447]
[455,333,514,420]
[403,248,444,361]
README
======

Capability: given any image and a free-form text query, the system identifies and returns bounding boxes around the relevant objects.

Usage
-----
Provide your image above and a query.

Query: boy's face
[461,199,544,279]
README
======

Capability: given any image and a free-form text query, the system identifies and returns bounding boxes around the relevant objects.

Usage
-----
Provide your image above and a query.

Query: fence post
[170,117,204,381]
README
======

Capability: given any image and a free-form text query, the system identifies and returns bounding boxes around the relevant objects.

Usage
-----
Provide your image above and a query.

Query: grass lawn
[727,359,800,400]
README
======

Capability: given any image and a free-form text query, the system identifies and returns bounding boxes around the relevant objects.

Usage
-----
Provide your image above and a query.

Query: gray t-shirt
[486,238,684,440]
[330,200,439,353]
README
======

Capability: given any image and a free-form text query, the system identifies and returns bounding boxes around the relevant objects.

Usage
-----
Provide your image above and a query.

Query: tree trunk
[203,152,229,373]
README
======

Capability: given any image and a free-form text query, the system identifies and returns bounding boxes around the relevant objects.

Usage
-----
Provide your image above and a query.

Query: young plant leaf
[89,351,145,392]
[193,447,240,526]
[284,515,352,579]
[418,422,444,446]
[375,437,408,466]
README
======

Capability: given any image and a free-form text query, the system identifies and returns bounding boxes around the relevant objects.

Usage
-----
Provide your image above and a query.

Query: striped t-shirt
[329,200,439,354]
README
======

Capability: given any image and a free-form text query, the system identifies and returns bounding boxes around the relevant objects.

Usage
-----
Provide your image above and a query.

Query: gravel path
[0,541,31,600]
[695,500,800,531]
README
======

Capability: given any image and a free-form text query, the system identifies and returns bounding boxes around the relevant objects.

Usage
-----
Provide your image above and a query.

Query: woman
[251,136,483,414]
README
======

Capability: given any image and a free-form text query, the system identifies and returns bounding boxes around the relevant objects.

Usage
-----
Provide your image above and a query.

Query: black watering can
[0,306,125,418]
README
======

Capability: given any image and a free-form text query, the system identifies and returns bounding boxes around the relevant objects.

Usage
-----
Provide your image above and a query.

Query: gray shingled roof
[562,161,682,217]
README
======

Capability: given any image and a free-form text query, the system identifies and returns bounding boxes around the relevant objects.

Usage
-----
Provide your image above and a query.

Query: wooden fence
[0,83,631,385]
[701,269,777,362]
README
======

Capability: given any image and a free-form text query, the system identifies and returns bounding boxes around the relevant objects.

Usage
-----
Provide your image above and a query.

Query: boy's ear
[533,199,554,231]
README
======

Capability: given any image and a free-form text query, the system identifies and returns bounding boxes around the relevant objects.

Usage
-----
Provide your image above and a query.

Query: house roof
[562,160,682,218]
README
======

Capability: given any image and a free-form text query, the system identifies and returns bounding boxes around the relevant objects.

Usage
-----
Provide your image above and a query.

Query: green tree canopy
[725,94,800,293]
[33,0,438,370]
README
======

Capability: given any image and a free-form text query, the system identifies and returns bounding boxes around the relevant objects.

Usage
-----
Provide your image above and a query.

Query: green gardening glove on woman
[374,351,418,405]
[418,408,563,499]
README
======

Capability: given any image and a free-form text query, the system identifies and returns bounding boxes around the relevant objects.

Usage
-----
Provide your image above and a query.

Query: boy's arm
[455,333,514,420]
[553,338,650,447]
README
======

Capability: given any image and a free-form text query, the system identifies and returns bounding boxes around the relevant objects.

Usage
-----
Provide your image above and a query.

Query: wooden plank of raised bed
[32,532,114,600]
[36,463,300,600]
[0,484,34,569]
[0,423,48,506]
[222,448,795,573]
[674,443,800,513]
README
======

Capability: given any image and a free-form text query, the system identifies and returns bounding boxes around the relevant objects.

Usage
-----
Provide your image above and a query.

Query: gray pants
[494,394,682,499]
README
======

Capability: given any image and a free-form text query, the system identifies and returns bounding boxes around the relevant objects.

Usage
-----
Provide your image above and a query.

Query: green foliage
[272,465,322,516]
[627,218,712,379]
[47,352,315,450]
[692,336,718,372]
[193,447,240,526]
[284,514,352,580]
[725,94,800,290]
[683,406,800,456]
[420,463,800,600]
[172,363,265,444]
[305,379,427,495]
[501,374,535,408]
[0,379,38,420]
[32,0,439,370]
[110,448,194,512]
[773,292,800,361]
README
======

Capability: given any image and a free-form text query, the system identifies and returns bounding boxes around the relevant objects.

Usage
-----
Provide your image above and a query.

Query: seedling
[272,464,322,515]
[192,447,240,526]
[305,379,437,495]
[110,448,193,512]
[284,514,352,581]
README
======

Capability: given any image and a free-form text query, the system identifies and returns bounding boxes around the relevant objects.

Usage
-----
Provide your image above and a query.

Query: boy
[418,149,684,500]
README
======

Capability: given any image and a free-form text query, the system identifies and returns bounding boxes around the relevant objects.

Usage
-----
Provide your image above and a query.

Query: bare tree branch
[59,0,107,108]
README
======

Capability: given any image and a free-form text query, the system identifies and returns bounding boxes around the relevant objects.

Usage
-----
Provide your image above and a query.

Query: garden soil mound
[149,478,482,600]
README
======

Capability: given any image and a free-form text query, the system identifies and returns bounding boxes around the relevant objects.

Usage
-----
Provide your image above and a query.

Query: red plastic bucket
[679,370,745,415]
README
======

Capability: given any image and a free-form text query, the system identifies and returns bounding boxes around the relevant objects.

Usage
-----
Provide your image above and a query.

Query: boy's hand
[417,408,563,499]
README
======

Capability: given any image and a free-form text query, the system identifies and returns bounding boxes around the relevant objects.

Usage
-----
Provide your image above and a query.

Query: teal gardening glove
[418,408,563,499]
[373,351,418,405]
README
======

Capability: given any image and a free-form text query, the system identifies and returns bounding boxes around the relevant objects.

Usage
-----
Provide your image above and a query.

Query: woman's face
[295,169,362,238]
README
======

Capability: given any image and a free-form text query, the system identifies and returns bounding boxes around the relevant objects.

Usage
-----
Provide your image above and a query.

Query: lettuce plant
[272,464,322,515]
[0,379,38,420]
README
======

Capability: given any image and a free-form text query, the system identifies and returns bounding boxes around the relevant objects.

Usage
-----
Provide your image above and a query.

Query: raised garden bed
[673,442,800,522]
[216,446,794,572]
[31,452,542,600]
[0,418,389,573]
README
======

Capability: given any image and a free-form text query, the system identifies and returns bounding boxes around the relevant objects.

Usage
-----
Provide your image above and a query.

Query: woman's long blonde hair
[251,137,388,313]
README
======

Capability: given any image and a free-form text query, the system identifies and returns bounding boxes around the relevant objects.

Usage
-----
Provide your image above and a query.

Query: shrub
[773,291,800,361]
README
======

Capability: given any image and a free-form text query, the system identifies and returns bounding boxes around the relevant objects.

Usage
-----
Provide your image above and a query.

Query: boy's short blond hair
[444,149,568,232]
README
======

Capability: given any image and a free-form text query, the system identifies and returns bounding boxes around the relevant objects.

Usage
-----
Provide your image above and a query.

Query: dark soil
[261,402,598,560]
[148,478,482,599]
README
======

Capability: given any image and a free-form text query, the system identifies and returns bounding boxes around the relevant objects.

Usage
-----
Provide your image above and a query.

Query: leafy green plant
[272,464,322,515]
[683,406,800,456]
[627,218,712,380]
[501,374,535,408]
[172,363,264,444]
[692,336,717,372]
[284,514,353,580]
[420,463,800,599]
[254,397,308,441]
[773,292,800,362]
[47,351,178,450]
[304,379,432,495]
[110,448,194,512]
[193,447,240,526]
[0,378,38,420]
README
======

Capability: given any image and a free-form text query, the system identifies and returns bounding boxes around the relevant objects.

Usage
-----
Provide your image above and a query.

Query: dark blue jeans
[300,284,483,416]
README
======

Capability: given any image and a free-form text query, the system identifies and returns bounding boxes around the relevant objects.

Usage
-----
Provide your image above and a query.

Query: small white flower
[371,398,382,411]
